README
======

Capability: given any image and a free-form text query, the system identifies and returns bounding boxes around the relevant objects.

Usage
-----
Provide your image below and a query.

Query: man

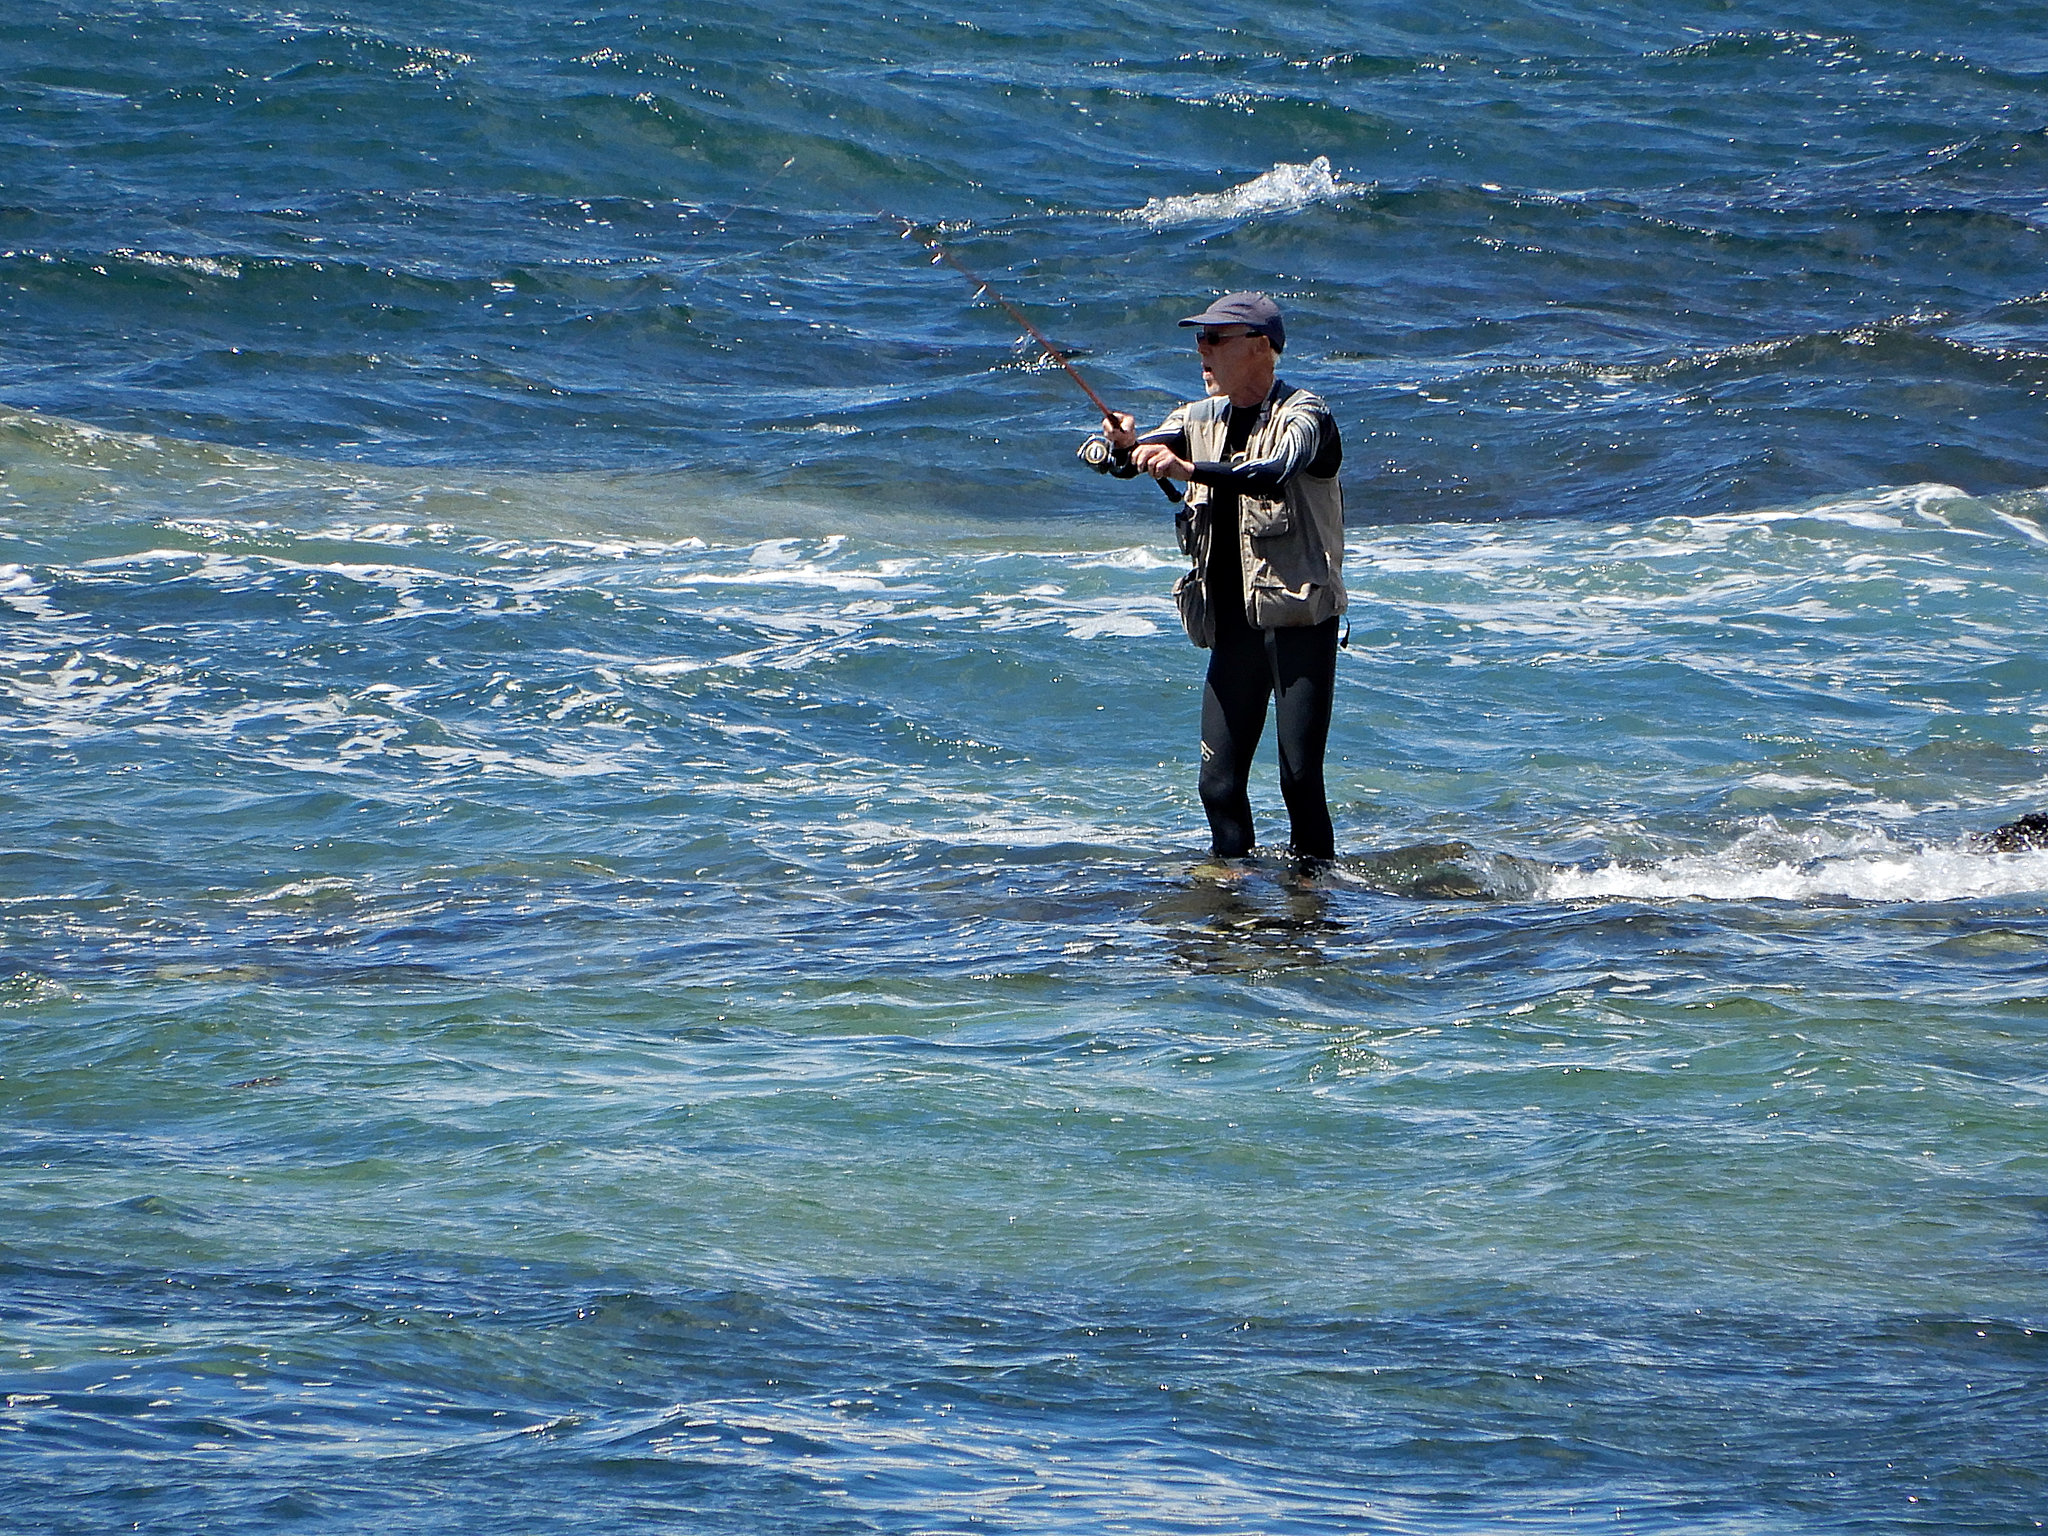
[1095,292,1346,863]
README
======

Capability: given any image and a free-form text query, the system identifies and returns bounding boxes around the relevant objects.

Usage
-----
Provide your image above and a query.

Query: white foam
[1061,546,1182,572]
[0,565,69,623]
[0,650,193,740]
[980,588,1170,640]
[1062,612,1158,639]
[653,564,914,595]
[117,250,242,280]
[1992,508,2048,546]
[1545,830,2048,905]
[1121,156,1359,227]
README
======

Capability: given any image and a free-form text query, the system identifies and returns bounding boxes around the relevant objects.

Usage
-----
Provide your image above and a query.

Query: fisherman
[1091,293,1346,863]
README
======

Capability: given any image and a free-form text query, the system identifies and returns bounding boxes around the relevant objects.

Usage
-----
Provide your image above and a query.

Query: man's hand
[1103,412,1138,451]
[1131,442,1193,482]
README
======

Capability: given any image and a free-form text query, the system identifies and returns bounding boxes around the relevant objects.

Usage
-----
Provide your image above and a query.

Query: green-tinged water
[4,413,2046,1531]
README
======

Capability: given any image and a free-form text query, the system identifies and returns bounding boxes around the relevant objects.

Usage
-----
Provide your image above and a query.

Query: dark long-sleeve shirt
[1124,385,1342,633]
[1128,388,1343,491]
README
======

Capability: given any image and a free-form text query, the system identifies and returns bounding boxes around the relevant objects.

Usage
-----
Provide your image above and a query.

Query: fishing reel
[1078,432,1183,502]
[1076,434,1118,474]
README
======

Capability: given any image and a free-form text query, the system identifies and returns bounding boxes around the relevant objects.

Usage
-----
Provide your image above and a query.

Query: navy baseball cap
[1178,292,1284,352]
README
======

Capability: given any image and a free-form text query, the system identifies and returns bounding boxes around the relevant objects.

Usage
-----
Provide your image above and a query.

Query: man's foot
[1190,854,1254,883]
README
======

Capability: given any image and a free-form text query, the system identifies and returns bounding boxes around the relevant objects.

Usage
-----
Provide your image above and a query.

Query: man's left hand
[1131,443,1193,481]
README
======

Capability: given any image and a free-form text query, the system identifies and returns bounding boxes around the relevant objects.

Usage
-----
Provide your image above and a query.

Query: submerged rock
[1351,841,1549,900]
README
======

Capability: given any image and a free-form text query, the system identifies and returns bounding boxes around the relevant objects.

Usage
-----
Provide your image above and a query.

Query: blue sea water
[4,3,2048,1531]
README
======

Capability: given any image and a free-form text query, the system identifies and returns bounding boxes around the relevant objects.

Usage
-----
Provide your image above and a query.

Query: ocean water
[4,4,2048,1532]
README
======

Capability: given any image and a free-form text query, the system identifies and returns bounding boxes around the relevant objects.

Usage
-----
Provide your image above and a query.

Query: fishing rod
[883,212,1180,502]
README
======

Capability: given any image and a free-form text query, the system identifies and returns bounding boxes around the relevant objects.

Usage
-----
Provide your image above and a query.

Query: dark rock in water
[1353,841,1486,898]
[107,1194,210,1222]
[1352,840,1548,900]
[1980,812,2048,852]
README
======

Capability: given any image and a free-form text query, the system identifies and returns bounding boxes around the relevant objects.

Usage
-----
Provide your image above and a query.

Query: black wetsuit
[1189,403,1343,860]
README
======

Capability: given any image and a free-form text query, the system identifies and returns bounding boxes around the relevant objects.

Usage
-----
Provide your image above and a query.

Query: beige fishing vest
[1168,382,1346,648]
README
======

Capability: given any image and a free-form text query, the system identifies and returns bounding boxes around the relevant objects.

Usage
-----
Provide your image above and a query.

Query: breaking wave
[1542,824,2048,905]
[1118,155,1362,227]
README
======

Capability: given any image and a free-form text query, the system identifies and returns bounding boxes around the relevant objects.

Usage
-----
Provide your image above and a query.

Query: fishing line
[882,212,1181,502]
[673,157,807,277]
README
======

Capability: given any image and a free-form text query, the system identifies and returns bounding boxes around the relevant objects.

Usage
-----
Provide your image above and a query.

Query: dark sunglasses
[1195,328,1259,346]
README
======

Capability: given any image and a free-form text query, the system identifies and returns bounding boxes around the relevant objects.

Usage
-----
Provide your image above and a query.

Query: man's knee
[1199,757,1242,808]
[1277,766,1325,806]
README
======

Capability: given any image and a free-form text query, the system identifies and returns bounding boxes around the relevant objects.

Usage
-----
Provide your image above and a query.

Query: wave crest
[1118,156,1360,228]
[1543,824,2048,905]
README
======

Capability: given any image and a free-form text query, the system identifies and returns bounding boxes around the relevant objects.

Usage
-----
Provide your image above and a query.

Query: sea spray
[1118,155,1364,227]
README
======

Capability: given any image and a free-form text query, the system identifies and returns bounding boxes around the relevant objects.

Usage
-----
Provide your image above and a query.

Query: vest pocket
[1244,507,1333,627]
[1171,568,1213,649]
[1246,581,1329,628]
[1239,497,1293,537]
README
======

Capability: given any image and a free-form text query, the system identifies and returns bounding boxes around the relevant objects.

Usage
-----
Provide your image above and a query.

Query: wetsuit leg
[1266,617,1340,860]
[1198,624,1271,857]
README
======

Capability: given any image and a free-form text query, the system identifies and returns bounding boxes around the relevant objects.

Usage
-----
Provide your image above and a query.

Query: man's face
[1197,326,1271,400]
